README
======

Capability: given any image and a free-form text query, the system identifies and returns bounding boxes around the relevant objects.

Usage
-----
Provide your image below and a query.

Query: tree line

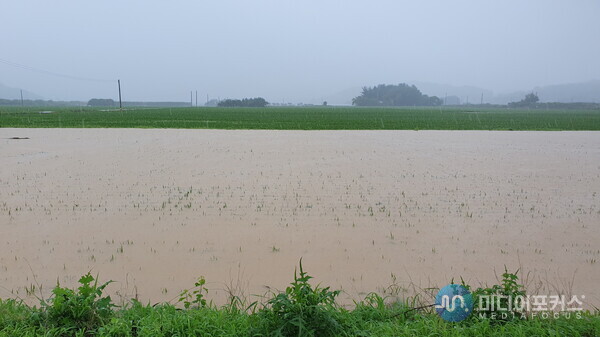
[352,83,442,107]
[217,97,268,108]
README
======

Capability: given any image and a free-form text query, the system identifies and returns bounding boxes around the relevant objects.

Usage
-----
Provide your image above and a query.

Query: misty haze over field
[1,0,599,104]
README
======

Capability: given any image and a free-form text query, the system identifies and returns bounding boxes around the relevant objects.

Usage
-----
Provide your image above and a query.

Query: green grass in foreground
[1,106,600,130]
[0,263,598,337]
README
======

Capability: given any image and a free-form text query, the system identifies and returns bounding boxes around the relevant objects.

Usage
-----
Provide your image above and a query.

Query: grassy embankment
[0,263,598,336]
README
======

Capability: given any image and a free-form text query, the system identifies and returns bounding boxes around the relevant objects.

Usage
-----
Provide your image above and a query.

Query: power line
[0,57,115,83]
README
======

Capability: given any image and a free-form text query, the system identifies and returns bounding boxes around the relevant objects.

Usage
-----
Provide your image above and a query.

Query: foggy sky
[1,0,599,103]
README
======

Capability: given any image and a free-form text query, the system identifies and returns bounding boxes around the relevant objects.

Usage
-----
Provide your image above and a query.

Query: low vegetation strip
[1,106,600,130]
[0,264,598,337]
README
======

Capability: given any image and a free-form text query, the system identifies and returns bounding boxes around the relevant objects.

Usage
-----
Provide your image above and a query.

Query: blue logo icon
[435,284,473,322]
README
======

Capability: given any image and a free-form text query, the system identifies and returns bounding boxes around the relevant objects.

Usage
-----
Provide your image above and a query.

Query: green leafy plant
[40,272,115,332]
[256,259,342,337]
[463,267,526,322]
[178,276,208,309]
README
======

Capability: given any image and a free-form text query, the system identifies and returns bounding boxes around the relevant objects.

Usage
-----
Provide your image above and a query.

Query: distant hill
[491,81,600,104]
[318,83,493,106]
[411,80,600,105]
[320,82,494,106]
[410,81,494,105]
[327,80,600,106]
[0,83,43,100]
[533,80,600,103]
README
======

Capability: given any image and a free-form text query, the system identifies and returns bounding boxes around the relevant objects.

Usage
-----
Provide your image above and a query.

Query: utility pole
[20,89,24,107]
[195,91,198,107]
[190,91,193,107]
[118,80,122,110]
[480,92,483,105]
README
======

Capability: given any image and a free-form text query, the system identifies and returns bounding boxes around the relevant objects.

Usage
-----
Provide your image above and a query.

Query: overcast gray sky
[1,0,599,102]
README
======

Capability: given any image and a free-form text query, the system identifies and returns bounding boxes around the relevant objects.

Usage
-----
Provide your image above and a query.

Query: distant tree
[424,96,443,106]
[508,93,539,108]
[244,97,268,107]
[352,83,442,107]
[217,99,240,107]
[88,98,116,107]
[523,93,539,104]
[322,101,328,106]
[217,97,268,108]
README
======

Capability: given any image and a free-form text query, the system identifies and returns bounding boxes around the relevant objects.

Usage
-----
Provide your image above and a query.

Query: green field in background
[1,106,600,130]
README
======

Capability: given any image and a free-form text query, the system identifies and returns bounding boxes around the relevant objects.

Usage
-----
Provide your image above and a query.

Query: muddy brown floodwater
[1,129,599,308]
